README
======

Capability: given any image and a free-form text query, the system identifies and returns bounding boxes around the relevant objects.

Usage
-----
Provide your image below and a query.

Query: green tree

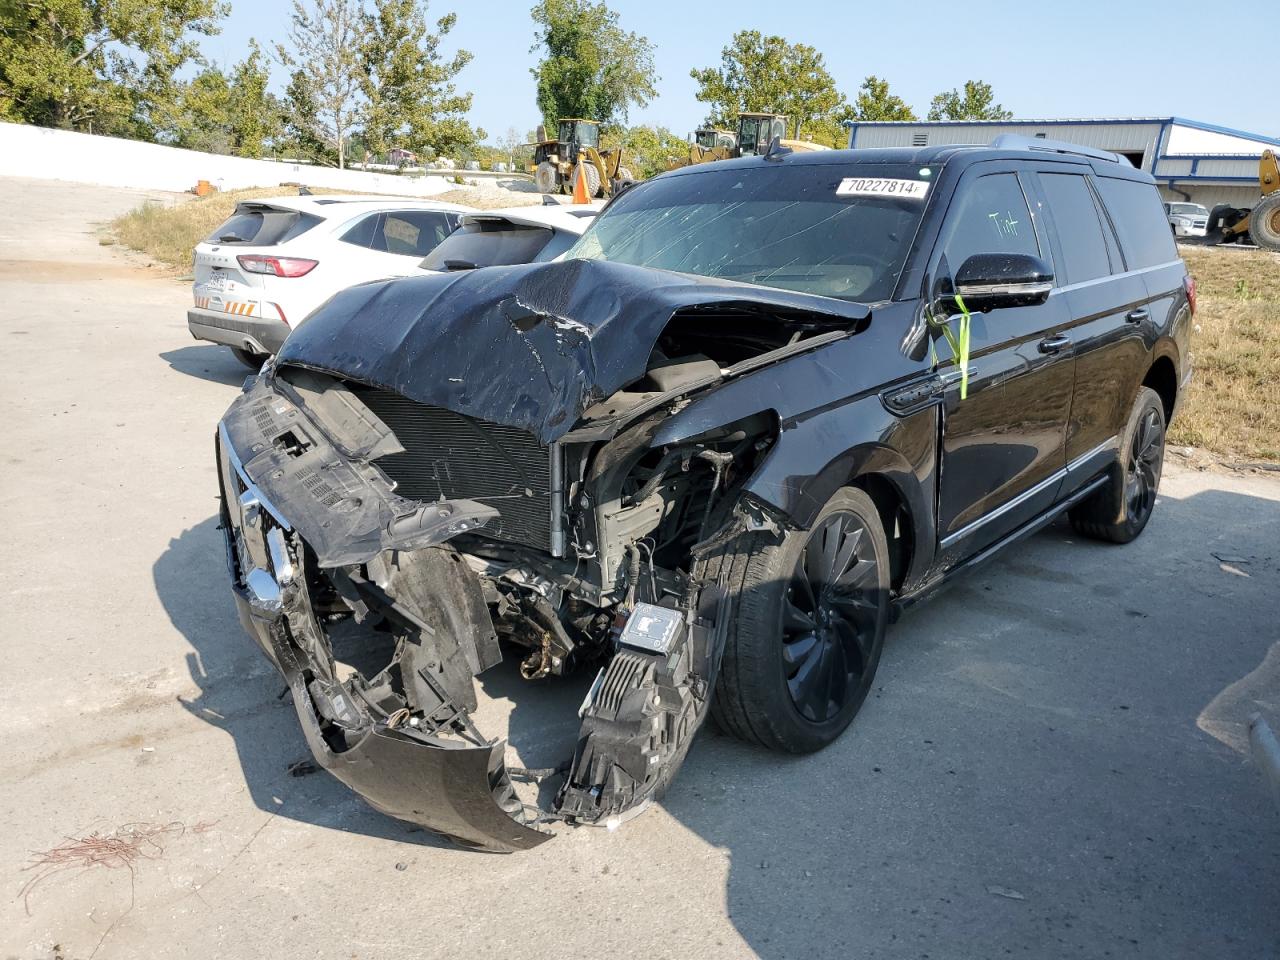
[226,41,280,157]
[162,41,279,156]
[606,124,687,179]
[0,0,226,136]
[360,0,479,161]
[927,80,1012,121]
[277,0,364,168]
[854,76,917,122]
[530,0,657,131]
[690,31,845,140]
[164,63,232,153]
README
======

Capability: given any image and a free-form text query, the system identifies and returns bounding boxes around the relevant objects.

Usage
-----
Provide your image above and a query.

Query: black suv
[214,136,1193,850]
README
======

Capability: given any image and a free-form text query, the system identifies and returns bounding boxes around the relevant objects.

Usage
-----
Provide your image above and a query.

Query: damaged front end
[216,258,866,850]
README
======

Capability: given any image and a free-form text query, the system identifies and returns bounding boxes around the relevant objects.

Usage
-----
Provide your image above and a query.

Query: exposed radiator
[347,383,553,552]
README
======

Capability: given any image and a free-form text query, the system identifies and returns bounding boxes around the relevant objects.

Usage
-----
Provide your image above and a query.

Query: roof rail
[990,133,1130,166]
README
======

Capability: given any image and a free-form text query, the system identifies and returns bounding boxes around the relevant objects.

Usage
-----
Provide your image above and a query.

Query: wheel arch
[1143,352,1179,424]
[786,440,934,595]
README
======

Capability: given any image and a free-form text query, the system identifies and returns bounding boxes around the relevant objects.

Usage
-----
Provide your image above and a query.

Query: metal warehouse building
[846,117,1278,210]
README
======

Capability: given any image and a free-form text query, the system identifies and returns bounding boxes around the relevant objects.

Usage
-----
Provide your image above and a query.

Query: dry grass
[110,186,371,272]
[1171,246,1280,462]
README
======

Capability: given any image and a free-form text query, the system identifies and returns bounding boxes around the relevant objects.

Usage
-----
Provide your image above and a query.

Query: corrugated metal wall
[850,121,1164,167]
[1159,185,1261,209]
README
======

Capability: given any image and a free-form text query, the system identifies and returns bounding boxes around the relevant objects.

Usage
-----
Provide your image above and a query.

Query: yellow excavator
[1207,149,1280,252]
[531,119,633,199]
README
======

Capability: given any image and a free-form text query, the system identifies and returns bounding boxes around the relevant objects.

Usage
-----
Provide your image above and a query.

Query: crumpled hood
[275,258,868,443]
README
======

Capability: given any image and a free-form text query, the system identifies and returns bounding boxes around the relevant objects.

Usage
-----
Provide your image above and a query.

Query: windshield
[563,122,598,149]
[567,162,932,302]
[1168,203,1207,216]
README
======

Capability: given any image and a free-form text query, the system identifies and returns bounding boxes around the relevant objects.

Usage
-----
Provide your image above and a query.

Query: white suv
[188,195,473,367]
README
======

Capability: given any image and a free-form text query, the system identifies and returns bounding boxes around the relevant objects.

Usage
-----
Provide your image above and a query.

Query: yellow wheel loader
[530,119,633,199]
[1207,149,1280,252]
[671,113,830,171]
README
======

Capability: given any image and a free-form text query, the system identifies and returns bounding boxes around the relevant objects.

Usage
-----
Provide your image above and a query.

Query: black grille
[348,384,553,551]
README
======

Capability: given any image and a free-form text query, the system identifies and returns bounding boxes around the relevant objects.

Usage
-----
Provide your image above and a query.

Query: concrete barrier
[0,122,454,196]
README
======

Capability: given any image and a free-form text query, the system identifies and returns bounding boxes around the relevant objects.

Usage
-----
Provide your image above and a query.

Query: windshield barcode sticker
[836,177,930,200]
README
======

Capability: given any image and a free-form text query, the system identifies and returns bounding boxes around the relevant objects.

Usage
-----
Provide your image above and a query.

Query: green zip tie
[927,295,972,400]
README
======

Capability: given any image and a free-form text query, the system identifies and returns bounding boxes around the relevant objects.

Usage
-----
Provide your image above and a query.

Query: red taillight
[237,254,318,278]
[1184,274,1197,316]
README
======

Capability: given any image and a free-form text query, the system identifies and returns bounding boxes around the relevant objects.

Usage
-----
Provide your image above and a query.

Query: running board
[891,474,1110,621]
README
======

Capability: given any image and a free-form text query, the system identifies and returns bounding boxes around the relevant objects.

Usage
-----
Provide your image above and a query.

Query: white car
[1164,201,1209,238]
[418,203,602,273]
[188,195,474,367]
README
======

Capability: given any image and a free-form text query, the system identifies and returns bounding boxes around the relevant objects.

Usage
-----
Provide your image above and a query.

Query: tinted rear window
[420,221,554,270]
[379,211,457,256]
[1039,173,1111,284]
[205,205,321,245]
[1096,178,1177,269]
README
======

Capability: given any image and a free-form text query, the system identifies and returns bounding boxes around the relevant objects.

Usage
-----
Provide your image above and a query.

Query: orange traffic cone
[572,162,590,204]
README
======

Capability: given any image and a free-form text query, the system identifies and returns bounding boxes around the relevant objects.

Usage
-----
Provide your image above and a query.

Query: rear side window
[420,221,554,270]
[1096,177,1177,269]
[205,205,321,245]
[1039,173,1111,284]
[378,211,457,257]
[941,172,1040,270]
[339,214,380,249]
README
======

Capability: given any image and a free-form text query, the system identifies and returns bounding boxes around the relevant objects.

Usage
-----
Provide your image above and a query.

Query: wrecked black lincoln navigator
[216,138,1191,850]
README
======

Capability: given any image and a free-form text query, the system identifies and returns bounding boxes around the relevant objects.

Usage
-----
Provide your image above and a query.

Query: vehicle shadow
[159,345,255,386]
[152,515,458,850]
[154,485,1280,953]
[659,486,1280,958]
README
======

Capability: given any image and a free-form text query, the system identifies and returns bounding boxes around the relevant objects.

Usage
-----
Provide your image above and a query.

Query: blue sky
[205,0,1271,142]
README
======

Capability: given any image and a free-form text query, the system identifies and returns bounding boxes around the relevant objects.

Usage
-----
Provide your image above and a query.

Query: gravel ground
[1,177,1277,960]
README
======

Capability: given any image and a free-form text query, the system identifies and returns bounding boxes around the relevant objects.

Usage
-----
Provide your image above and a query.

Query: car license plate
[205,272,229,293]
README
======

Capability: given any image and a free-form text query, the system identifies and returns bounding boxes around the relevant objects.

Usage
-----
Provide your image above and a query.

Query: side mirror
[943,253,1054,313]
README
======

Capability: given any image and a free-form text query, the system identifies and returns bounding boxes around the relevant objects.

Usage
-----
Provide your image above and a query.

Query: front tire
[573,161,601,199]
[1248,193,1280,252]
[700,487,890,753]
[1069,386,1166,544]
[534,161,559,195]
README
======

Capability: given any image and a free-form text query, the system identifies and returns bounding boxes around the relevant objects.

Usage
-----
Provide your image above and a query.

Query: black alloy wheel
[782,511,881,724]
[1125,405,1164,526]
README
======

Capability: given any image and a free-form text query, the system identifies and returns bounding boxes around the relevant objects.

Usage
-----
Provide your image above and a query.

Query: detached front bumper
[217,377,551,851]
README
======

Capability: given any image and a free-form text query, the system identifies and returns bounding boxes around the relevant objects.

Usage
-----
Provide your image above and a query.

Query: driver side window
[942,172,1040,270]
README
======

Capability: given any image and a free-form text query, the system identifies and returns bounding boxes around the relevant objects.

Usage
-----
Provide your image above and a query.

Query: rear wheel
[230,346,265,370]
[699,487,889,753]
[1069,386,1166,544]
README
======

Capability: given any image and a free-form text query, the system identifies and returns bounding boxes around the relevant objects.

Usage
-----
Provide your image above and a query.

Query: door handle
[1126,307,1150,324]
[1038,334,1071,354]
